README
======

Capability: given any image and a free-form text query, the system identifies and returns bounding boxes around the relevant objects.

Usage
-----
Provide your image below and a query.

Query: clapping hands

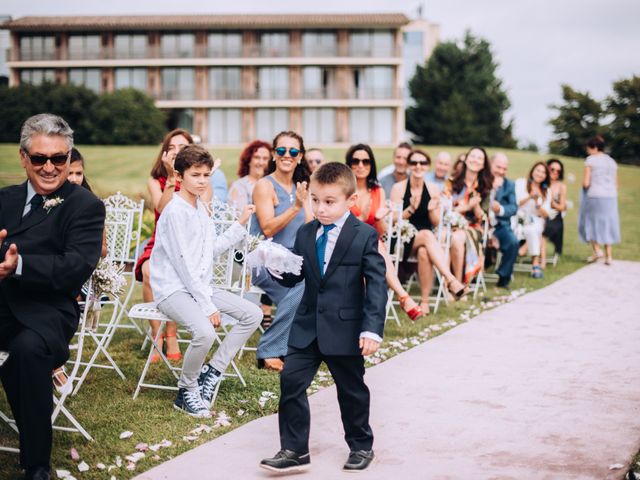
[0,229,19,280]
[295,181,308,208]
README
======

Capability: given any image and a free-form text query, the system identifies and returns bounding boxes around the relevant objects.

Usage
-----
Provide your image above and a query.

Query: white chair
[383,201,403,326]
[72,193,145,394]
[471,216,491,299]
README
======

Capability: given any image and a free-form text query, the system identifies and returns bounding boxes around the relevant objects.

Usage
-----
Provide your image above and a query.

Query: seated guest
[515,162,551,279]
[0,113,105,480]
[390,149,466,314]
[424,151,452,191]
[151,145,261,416]
[347,144,423,320]
[542,158,567,263]
[304,148,325,173]
[446,146,493,285]
[378,142,412,197]
[489,153,518,288]
[227,140,271,212]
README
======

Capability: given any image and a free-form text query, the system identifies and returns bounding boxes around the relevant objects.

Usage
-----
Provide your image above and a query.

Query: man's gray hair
[20,113,74,152]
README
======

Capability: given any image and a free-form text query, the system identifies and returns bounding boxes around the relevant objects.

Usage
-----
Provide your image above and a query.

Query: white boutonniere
[43,196,64,213]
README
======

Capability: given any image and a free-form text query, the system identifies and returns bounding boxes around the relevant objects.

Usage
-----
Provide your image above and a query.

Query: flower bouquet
[443,210,469,229]
[86,259,127,331]
[398,221,418,244]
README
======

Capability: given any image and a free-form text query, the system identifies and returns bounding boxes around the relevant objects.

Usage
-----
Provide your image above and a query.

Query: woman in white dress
[515,162,551,279]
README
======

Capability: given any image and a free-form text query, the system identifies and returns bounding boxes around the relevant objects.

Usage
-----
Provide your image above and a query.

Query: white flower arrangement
[86,259,126,331]
[43,196,64,213]
[398,221,418,244]
[244,238,303,279]
[443,210,469,229]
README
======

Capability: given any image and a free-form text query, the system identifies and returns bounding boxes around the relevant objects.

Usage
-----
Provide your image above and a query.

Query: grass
[0,144,639,479]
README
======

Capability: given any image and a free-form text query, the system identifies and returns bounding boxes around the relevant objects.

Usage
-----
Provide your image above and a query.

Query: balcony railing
[158,89,197,101]
[18,51,57,61]
[161,87,403,101]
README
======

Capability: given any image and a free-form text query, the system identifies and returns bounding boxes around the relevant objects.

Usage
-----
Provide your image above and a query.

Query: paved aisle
[136,262,640,480]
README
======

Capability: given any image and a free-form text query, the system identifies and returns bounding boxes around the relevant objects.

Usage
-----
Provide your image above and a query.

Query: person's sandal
[448,279,469,300]
[398,295,423,321]
[261,314,273,330]
[52,367,72,395]
[586,252,604,263]
[164,333,182,361]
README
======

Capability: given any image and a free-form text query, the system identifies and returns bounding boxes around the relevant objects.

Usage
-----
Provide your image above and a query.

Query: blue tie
[316,223,336,277]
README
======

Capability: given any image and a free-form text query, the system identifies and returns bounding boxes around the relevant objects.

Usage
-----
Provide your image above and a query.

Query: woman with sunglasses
[134,129,213,362]
[541,158,567,265]
[446,146,493,285]
[346,144,423,320]
[390,149,467,314]
[251,131,313,371]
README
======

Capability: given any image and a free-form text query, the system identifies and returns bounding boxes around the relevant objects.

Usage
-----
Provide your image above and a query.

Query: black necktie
[23,194,44,221]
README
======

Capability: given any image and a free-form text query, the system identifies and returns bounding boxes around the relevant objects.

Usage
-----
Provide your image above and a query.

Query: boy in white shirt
[150,145,261,418]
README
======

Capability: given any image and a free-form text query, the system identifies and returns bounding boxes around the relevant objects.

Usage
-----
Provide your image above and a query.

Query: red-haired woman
[446,146,494,285]
[228,140,271,212]
[134,129,213,362]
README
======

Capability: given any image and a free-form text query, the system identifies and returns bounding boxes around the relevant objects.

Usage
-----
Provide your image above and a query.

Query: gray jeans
[158,289,261,389]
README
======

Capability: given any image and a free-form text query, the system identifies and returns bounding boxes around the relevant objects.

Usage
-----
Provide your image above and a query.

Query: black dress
[401,181,433,261]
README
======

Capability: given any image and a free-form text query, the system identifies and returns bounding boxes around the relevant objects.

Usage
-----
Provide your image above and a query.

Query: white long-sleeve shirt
[150,193,247,316]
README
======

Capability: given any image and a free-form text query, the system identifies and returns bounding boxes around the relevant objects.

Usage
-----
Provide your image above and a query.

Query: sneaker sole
[173,404,211,418]
[343,455,376,473]
[259,463,311,474]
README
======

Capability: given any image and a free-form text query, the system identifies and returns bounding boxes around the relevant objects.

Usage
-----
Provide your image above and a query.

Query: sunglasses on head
[350,158,371,167]
[275,147,301,157]
[409,159,429,166]
[23,150,70,166]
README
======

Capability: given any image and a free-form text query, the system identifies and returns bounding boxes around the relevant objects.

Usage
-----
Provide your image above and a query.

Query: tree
[606,75,640,165]
[89,88,166,145]
[547,85,604,157]
[406,31,516,148]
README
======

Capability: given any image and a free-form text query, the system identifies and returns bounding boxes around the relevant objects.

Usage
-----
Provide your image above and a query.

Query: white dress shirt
[315,211,382,343]
[150,193,246,317]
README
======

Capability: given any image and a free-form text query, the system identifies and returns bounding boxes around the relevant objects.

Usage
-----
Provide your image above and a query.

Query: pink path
[136,261,640,479]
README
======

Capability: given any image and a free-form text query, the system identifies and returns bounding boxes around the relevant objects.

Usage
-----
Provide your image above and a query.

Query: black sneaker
[260,449,311,473]
[343,450,375,472]
[496,275,510,289]
[174,388,211,418]
[198,364,221,407]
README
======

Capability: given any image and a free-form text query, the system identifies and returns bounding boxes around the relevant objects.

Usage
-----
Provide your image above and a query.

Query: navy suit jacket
[494,177,517,229]
[279,213,387,356]
[0,180,105,367]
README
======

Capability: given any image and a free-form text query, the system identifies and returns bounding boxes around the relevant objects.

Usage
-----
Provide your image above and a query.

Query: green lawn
[0,144,639,479]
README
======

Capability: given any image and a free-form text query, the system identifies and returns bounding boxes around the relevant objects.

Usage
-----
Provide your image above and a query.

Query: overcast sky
[3,0,639,150]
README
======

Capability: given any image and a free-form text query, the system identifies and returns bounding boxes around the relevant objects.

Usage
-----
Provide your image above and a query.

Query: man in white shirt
[424,151,452,191]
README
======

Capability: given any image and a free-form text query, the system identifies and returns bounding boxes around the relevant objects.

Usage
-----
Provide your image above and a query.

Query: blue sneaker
[531,266,544,279]
[174,388,211,418]
[198,364,222,407]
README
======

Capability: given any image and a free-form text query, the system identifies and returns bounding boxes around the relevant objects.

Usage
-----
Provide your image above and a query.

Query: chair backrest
[103,192,145,267]
[384,201,403,269]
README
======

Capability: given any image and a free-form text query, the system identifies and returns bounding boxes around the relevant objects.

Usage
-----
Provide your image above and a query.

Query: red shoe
[399,295,423,321]
[165,333,182,361]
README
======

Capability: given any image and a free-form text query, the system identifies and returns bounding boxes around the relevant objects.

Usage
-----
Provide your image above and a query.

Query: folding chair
[383,201,403,326]
[72,192,145,394]
[471,216,490,299]
[431,198,453,313]
[0,280,97,455]
[131,199,249,400]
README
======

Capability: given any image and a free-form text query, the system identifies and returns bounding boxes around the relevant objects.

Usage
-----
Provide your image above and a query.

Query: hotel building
[2,14,439,146]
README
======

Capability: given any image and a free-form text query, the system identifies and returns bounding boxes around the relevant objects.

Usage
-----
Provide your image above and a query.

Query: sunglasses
[23,150,70,166]
[350,158,371,167]
[549,167,562,173]
[409,160,429,166]
[275,147,301,157]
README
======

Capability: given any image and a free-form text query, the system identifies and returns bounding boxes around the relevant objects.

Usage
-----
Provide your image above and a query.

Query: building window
[209,67,242,99]
[349,30,394,57]
[352,66,394,99]
[19,36,55,61]
[68,68,101,93]
[115,68,148,91]
[20,69,55,85]
[114,34,147,59]
[207,33,242,57]
[255,108,289,141]
[161,68,195,100]
[160,34,195,58]
[257,67,288,100]
[303,108,335,144]
[208,109,242,144]
[301,32,337,56]
[259,32,289,57]
[302,67,335,99]
[68,35,101,60]
[349,108,393,144]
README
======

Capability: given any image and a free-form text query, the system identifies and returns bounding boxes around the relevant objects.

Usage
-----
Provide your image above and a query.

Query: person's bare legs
[142,260,179,358]
[450,229,466,282]
[415,246,433,313]
[378,240,419,313]
[604,244,612,264]
[540,238,547,269]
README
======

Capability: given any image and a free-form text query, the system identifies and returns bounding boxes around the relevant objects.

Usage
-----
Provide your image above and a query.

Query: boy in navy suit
[260,162,387,474]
